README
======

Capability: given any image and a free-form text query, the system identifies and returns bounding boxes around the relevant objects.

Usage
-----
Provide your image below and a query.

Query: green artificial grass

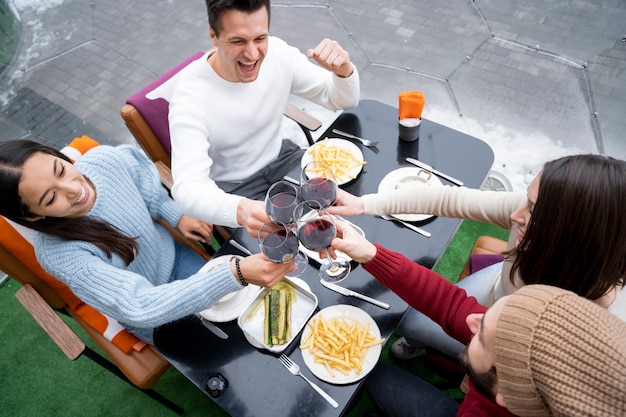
[0,220,507,417]
[433,219,509,282]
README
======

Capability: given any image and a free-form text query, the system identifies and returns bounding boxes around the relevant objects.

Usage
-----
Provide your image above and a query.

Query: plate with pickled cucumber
[237,278,318,353]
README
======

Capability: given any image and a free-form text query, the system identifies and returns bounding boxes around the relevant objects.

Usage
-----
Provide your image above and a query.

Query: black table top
[153,99,494,417]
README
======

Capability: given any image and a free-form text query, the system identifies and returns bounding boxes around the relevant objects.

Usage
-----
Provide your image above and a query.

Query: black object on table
[154,99,494,417]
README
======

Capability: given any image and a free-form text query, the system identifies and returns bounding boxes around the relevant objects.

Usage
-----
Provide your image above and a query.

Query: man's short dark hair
[205,0,271,37]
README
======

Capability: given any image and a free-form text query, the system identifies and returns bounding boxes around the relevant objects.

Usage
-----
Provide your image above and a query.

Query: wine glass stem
[325,250,339,272]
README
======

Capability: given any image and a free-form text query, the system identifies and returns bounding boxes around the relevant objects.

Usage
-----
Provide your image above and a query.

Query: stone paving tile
[0,0,624,186]
[3,86,106,149]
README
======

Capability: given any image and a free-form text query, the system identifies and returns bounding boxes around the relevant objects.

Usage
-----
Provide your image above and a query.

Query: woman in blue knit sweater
[0,139,292,344]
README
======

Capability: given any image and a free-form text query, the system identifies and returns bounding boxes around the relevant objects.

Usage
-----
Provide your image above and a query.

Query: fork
[332,129,380,147]
[278,354,339,408]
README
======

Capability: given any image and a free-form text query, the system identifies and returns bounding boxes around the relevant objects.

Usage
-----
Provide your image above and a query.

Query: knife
[228,239,253,256]
[320,280,390,309]
[282,175,300,185]
[381,215,431,238]
[405,157,464,186]
[200,317,229,339]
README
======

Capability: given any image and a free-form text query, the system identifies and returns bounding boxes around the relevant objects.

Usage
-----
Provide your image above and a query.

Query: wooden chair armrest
[154,161,231,249]
[284,102,322,132]
[156,219,212,262]
[153,162,211,259]
[154,160,174,191]
[15,284,85,360]
[121,104,171,166]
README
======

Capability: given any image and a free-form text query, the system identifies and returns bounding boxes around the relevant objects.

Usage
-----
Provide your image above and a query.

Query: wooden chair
[0,137,212,414]
[0,221,183,414]
[457,236,508,282]
[120,51,322,245]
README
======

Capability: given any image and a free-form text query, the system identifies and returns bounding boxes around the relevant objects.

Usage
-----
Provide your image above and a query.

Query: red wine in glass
[297,218,336,253]
[267,192,298,224]
[294,200,350,282]
[300,177,337,208]
[300,161,338,208]
[262,229,299,263]
[258,222,308,277]
[265,181,300,225]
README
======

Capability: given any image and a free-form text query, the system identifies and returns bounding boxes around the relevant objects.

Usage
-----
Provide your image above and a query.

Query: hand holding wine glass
[300,160,338,208]
[294,200,350,282]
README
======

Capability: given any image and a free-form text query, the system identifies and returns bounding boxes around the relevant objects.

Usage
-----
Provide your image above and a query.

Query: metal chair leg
[82,346,184,415]
[0,273,9,287]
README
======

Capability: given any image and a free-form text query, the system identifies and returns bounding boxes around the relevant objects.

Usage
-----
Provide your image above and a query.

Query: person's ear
[209,27,218,46]
[495,392,507,408]
[466,313,483,335]
[24,216,44,222]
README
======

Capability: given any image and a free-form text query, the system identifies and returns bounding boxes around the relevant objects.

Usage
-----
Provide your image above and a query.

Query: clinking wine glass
[300,160,338,208]
[294,200,350,282]
[258,222,308,278]
[265,180,301,225]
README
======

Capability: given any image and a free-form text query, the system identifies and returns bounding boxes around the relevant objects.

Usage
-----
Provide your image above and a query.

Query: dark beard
[459,346,498,401]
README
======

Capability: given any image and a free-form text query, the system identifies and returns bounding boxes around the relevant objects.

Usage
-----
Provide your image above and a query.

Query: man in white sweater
[169,0,360,236]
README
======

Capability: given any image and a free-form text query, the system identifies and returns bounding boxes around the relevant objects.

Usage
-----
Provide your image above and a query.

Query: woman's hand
[177,215,213,243]
[326,189,364,217]
[331,220,377,264]
[234,254,295,288]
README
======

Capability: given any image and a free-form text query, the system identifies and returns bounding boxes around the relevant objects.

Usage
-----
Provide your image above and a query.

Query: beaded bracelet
[234,258,249,286]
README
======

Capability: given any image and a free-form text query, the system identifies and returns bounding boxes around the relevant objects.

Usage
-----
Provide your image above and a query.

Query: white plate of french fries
[299,305,384,384]
[301,138,366,185]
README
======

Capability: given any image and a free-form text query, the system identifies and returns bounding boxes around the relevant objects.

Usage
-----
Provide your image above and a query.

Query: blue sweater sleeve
[35,236,243,328]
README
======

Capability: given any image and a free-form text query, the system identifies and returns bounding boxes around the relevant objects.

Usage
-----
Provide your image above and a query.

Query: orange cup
[398,91,425,120]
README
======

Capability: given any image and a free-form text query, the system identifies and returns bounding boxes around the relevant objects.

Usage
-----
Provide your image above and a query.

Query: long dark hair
[206,0,271,36]
[0,139,138,265]
[510,154,626,300]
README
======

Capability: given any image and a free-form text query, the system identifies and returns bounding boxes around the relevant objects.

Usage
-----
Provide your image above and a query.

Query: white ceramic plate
[298,216,364,265]
[377,167,443,222]
[301,138,365,185]
[300,305,382,384]
[197,255,261,322]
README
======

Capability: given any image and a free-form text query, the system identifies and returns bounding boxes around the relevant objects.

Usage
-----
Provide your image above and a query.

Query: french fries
[300,314,384,377]
[305,138,366,183]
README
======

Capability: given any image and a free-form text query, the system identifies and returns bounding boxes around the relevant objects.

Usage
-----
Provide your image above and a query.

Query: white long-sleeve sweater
[361,185,626,320]
[363,185,523,306]
[169,36,360,227]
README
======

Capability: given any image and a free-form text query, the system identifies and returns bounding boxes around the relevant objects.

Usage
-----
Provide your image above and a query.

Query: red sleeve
[363,244,487,345]
[458,380,516,416]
